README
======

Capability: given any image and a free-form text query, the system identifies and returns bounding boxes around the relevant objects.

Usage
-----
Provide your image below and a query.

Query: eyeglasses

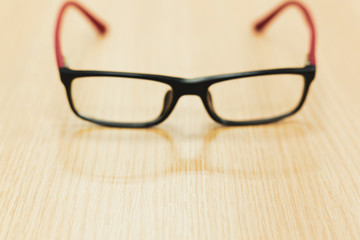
[55,1,317,128]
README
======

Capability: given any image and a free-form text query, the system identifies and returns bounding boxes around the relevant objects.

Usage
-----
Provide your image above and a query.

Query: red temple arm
[254,1,316,65]
[55,1,107,68]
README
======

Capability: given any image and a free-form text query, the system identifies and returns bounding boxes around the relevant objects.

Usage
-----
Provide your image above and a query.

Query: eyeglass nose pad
[206,91,215,113]
[159,90,174,117]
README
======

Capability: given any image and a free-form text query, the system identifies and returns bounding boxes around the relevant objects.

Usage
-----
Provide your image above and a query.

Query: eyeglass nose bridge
[174,80,209,96]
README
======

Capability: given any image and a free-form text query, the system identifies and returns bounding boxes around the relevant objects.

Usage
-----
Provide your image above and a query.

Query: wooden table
[1,0,360,239]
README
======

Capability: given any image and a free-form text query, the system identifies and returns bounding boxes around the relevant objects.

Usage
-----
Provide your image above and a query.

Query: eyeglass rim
[59,65,315,128]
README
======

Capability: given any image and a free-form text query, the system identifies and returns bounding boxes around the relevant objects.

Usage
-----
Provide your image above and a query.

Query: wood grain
[1,0,360,239]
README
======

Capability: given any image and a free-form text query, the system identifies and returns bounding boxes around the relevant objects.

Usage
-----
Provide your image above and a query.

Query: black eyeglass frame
[55,1,317,128]
[59,65,315,128]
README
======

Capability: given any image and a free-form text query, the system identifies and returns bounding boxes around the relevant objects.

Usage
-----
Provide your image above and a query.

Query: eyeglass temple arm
[55,1,107,68]
[254,1,316,65]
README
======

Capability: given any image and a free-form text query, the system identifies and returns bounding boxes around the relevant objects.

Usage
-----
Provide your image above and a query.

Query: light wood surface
[1,0,360,239]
